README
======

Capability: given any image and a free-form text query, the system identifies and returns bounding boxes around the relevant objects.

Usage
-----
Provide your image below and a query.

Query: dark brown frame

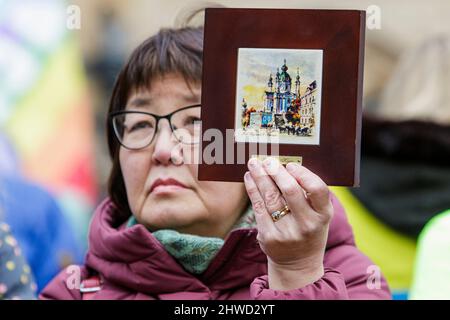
[199,8,366,186]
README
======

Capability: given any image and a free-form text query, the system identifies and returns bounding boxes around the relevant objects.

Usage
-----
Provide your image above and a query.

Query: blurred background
[1,0,449,299]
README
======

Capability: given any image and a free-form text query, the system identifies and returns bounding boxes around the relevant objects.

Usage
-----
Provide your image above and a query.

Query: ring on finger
[270,205,291,222]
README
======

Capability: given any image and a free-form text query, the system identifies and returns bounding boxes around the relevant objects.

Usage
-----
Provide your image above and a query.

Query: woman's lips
[151,184,187,195]
[149,178,188,195]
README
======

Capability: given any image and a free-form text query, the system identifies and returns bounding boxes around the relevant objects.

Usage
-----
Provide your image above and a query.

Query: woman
[40,27,391,300]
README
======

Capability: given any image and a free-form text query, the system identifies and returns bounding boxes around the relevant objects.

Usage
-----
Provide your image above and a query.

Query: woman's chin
[139,201,202,231]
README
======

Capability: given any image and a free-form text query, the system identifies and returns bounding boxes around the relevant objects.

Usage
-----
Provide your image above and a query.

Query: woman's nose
[151,120,183,165]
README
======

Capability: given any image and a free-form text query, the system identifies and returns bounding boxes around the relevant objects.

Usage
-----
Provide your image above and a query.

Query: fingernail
[248,158,259,169]
[286,162,300,172]
[262,157,273,168]
[244,171,251,182]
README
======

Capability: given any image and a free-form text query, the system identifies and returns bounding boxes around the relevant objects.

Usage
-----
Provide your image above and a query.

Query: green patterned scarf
[127,205,256,274]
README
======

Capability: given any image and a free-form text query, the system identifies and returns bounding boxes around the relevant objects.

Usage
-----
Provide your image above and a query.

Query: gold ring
[270,205,291,222]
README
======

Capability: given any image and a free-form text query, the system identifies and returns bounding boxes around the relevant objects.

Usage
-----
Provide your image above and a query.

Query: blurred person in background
[0,132,85,292]
[401,36,450,299]
[0,133,38,297]
[0,222,36,299]
[332,35,450,299]
[40,26,390,300]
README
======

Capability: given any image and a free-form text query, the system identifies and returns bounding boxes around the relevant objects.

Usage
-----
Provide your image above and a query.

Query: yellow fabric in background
[331,187,417,291]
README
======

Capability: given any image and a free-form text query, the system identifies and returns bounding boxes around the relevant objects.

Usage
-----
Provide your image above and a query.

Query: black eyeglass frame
[109,104,202,150]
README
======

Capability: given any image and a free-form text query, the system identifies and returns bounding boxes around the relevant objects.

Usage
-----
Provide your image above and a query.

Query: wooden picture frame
[198,8,366,186]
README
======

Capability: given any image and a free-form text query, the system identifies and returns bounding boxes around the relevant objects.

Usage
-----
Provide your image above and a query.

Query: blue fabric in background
[0,175,85,292]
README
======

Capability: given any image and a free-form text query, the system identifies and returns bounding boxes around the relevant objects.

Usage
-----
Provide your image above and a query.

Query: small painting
[235,48,323,145]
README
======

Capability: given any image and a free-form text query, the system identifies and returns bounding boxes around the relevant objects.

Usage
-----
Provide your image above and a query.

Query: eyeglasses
[110,104,202,150]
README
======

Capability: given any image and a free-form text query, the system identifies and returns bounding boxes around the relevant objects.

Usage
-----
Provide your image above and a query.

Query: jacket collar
[85,199,267,295]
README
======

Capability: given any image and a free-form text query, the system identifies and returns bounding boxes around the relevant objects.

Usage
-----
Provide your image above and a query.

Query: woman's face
[120,73,248,238]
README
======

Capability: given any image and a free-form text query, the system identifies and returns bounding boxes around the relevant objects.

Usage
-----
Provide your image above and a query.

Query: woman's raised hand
[243,157,333,290]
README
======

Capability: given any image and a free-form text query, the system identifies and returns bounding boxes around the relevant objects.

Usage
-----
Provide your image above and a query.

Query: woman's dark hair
[106,27,204,221]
